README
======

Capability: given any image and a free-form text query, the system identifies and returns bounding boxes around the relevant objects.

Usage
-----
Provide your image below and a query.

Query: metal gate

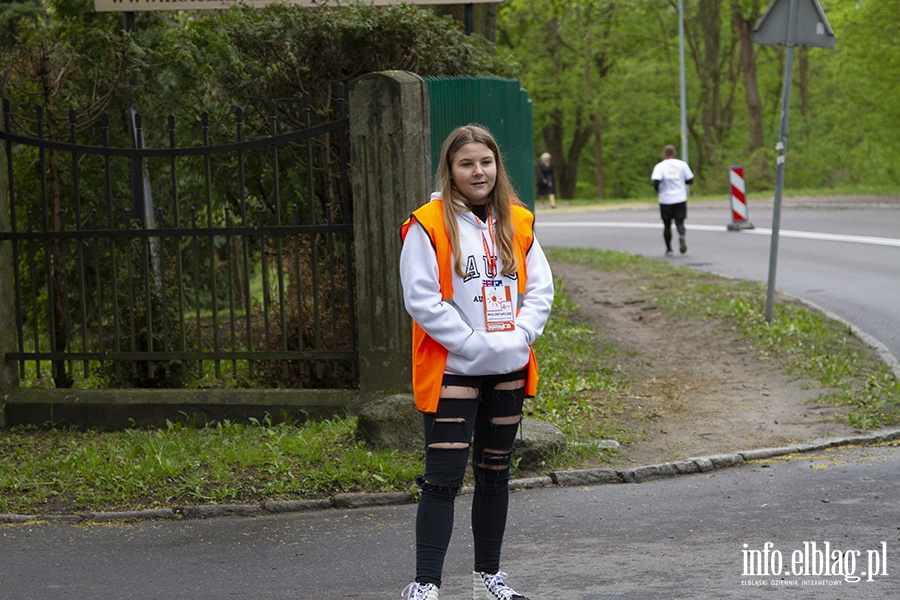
[0,93,357,390]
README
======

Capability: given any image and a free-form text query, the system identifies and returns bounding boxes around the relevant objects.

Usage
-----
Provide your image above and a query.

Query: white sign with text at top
[95,0,502,13]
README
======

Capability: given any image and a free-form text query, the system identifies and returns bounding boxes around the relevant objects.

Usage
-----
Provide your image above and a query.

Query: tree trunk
[48,142,73,389]
[37,44,73,388]
[684,0,740,174]
[732,1,765,151]
[480,3,498,43]
[696,0,723,167]
[593,113,606,200]
[563,119,591,201]
[543,106,591,201]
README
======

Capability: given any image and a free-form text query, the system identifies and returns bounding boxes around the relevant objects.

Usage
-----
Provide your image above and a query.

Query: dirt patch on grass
[550,260,865,470]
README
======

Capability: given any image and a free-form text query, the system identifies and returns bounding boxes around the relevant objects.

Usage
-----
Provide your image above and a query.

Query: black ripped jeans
[414,369,527,588]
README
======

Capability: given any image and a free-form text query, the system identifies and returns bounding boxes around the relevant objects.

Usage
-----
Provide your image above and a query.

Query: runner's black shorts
[660,201,687,221]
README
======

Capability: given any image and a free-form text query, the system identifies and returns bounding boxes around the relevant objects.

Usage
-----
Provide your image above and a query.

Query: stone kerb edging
[2,429,897,525]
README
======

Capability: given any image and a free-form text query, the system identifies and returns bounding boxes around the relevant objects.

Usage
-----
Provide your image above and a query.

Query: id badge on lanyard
[483,280,515,332]
[481,214,515,332]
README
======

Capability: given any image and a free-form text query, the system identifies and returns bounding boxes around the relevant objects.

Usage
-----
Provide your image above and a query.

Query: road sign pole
[753,0,835,322]
[764,0,798,323]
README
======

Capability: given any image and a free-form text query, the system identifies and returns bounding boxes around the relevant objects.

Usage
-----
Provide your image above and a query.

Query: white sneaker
[401,582,439,600]
[473,571,529,599]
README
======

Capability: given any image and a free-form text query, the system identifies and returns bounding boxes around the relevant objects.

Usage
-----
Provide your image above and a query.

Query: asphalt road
[1,444,897,599]
[533,196,900,364]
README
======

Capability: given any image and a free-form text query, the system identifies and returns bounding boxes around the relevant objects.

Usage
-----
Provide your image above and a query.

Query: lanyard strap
[480,214,497,277]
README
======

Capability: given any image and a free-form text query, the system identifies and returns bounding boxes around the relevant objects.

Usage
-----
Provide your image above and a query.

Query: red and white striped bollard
[727,165,755,230]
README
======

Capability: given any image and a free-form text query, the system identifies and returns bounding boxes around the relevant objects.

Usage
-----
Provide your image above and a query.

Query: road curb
[2,428,897,526]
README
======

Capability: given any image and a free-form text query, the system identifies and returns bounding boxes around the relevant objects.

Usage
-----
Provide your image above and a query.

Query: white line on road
[537,222,900,248]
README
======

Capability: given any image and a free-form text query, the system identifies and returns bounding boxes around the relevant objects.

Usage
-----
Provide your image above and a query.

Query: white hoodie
[400,196,554,377]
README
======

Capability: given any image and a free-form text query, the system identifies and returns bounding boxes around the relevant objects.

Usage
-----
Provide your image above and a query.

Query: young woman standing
[399,125,554,600]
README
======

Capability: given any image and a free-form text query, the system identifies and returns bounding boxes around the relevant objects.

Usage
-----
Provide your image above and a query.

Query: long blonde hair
[436,125,523,278]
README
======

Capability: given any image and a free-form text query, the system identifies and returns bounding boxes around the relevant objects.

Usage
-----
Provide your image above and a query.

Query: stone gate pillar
[349,71,430,396]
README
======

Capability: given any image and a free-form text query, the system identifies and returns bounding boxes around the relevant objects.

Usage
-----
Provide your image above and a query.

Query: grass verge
[0,415,422,515]
[546,247,900,430]
[1,249,897,515]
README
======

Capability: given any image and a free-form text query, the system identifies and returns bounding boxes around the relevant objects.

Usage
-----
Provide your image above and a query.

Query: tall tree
[731,0,766,151]
[498,0,618,199]
[682,0,739,173]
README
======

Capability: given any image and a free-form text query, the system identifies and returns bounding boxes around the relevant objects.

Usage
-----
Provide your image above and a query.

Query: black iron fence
[0,93,357,390]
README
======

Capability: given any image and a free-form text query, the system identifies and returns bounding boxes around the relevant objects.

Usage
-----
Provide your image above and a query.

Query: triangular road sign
[753,0,836,48]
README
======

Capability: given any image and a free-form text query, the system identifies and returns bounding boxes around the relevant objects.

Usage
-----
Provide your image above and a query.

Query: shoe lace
[483,572,522,599]
[401,582,433,600]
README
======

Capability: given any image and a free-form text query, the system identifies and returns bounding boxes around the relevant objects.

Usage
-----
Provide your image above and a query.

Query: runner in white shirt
[650,145,694,256]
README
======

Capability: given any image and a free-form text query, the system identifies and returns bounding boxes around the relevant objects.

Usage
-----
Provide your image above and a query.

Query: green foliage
[601,54,677,199]
[164,4,508,124]
[498,0,900,199]
[498,0,619,199]
[3,1,897,202]
[797,0,900,187]
[0,0,46,48]
[2,2,510,225]
[0,4,129,111]
[2,4,511,390]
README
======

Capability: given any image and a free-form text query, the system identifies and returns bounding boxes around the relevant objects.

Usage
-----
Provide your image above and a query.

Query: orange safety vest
[400,199,539,413]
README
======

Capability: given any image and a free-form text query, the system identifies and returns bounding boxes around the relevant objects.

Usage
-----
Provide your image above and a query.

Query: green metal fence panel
[424,76,535,209]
